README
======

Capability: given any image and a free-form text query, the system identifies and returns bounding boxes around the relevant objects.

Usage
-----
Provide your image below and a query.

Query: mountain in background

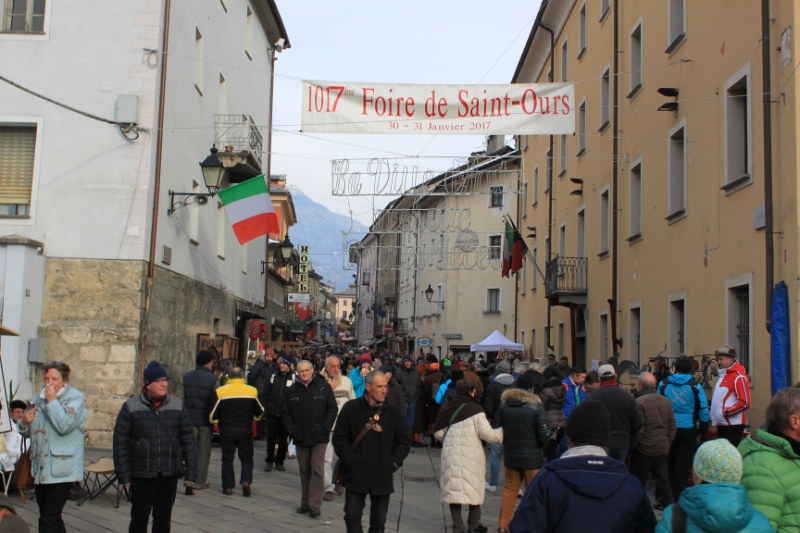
[287,186,369,291]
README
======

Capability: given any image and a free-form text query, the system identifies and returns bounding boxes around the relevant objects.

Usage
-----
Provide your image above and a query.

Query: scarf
[599,378,619,387]
[142,387,166,409]
[433,393,484,433]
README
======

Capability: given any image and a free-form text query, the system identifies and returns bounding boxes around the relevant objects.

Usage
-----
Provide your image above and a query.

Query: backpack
[659,376,701,422]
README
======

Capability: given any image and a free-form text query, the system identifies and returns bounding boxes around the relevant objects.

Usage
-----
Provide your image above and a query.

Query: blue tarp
[770,281,791,395]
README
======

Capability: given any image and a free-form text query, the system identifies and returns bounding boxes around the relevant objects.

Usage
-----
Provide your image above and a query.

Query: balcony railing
[545,256,588,300]
[215,114,263,155]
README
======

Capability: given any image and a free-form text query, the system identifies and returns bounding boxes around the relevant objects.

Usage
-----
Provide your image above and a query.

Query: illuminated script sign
[302,81,575,135]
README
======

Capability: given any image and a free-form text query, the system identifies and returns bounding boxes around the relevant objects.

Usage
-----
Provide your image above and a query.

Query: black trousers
[220,435,254,489]
[344,489,390,533]
[630,450,672,505]
[266,415,288,465]
[717,424,745,447]
[129,475,179,533]
[668,427,697,500]
[35,482,72,533]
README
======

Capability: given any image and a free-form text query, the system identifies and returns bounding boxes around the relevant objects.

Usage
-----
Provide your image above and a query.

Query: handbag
[13,439,33,491]
[332,409,384,485]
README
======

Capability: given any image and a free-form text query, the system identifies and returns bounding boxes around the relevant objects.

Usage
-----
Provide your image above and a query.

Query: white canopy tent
[470,330,523,352]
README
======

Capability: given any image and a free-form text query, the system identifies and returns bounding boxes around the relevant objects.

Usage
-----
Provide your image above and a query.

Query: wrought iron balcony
[214,114,264,179]
[545,256,588,306]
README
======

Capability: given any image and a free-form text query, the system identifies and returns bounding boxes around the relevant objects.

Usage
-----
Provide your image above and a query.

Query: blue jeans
[489,443,503,487]
[405,402,416,433]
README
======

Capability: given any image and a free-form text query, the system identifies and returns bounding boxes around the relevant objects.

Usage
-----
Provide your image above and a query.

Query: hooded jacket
[484,373,515,422]
[539,377,566,430]
[710,361,750,426]
[509,453,656,533]
[495,388,550,470]
[656,483,773,533]
[739,427,800,532]
[658,373,709,429]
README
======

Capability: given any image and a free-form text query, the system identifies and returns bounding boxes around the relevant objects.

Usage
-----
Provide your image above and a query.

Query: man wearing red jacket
[710,344,751,446]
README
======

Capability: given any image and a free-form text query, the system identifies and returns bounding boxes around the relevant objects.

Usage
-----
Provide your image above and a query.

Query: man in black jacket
[590,364,642,463]
[282,360,337,518]
[113,361,196,533]
[247,348,277,438]
[264,356,293,471]
[333,371,410,533]
[182,350,218,490]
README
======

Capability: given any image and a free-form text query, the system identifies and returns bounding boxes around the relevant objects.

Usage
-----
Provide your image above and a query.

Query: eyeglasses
[153,378,169,384]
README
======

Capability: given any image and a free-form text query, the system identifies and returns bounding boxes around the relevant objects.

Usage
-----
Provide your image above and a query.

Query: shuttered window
[0,125,36,212]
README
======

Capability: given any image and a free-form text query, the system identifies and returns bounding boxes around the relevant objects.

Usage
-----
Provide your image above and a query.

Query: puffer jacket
[633,389,676,457]
[495,388,549,470]
[710,361,751,426]
[739,428,800,532]
[19,385,86,484]
[394,364,420,403]
[282,374,337,447]
[591,382,642,450]
[113,392,196,484]
[209,377,264,439]
[434,412,503,505]
[540,378,566,430]
[484,374,515,422]
[247,357,276,402]
[264,370,293,416]
[656,482,774,533]
[182,366,218,427]
[658,373,709,429]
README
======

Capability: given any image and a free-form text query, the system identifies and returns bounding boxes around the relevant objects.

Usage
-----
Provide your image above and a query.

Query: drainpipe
[142,0,172,379]
[267,48,276,180]
[761,0,774,332]
[540,23,555,354]
[514,150,521,342]
[610,0,621,361]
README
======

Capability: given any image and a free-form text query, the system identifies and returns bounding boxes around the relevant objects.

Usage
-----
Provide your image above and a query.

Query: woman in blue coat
[19,361,87,533]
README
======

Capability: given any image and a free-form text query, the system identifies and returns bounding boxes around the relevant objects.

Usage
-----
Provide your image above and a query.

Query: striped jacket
[710,361,750,426]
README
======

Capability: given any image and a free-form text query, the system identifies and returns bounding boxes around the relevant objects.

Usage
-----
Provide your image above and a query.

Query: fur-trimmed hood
[501,387,541,405]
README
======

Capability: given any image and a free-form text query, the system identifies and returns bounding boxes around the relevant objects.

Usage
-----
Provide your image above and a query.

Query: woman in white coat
[435,379,503,533]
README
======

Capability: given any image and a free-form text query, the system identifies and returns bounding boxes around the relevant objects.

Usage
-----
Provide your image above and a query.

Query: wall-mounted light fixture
[261,234,295,275]
[424,284,445,309]
[168,145,227,215]
[657,87,679,112]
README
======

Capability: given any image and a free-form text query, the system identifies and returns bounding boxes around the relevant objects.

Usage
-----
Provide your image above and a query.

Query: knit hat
[566,400,610,447]
[693,439,743,484]
[442,358,452,367]
[196,350,215,367]
[496,360,511,375]
[403,355,413,362]
[143,361,169,386]
[358,354,372,364]
[278,355,292,366]
[429,363,440,371]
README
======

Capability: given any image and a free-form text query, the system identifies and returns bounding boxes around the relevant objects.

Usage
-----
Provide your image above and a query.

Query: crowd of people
[6,343,800,532]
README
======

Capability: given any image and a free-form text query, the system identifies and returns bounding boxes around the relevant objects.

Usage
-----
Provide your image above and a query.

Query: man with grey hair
[631,371,676,510]
[282,359,337,519]
[333,371,410,533]
[321,355,355,501]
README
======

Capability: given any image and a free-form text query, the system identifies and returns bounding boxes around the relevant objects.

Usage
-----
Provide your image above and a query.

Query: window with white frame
[668,122,686,218]
[533,165,540,205]
[599,312,609,360]
[600,67,611,130]
[561,39,568,81]
[577,208,586,257]
[489,234,502,259]
[578,100,587,155]
[490,185,503,208]
[0,124,36,216]
[486,288,500,313]
[629,305,641,367]
[629,159,643,239]
[629,22,643,97]
[600,0,610,22]
[667,0,685,53]
[599,188,609,255]
[726,276,752,373]
[669,294,686,355]
[194,27,204,95]
[2,0,46,32]
[559,135,567,176]
[724,66,751,188]
[579,4,587,58]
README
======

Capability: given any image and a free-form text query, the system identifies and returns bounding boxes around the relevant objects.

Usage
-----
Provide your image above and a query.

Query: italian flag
[218,175,279,244]
[501,220,513,277]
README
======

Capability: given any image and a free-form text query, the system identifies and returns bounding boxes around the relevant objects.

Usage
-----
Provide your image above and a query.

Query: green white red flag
[218,175,279,244]
[502,218,528,277]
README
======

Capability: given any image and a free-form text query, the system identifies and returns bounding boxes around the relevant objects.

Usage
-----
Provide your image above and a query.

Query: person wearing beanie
[590,364,642,462]
[509,400,656,533]
[247,348,278,440]
[656,439,772,532]
[394,354,422,446]
[349,355,373,399]
[113,361,196,532]
[483,360,516,493]
[182,350,219,490]
[263,355,294,472]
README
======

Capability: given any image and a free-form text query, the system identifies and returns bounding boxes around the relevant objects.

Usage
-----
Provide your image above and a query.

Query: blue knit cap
[693,439,743,484]
[143,361,169,386]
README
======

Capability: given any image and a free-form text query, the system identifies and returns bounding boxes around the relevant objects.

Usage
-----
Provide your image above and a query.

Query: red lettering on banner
[457,89,512,118]
[361,88,374,115]
[361,88,415,117]
[424,90,447,117]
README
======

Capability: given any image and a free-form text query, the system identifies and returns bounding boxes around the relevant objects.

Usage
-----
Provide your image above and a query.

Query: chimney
[486,135,505,153]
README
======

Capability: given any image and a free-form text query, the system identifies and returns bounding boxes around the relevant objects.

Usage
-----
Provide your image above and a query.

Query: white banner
[301,81,575,135]
[288,293,311,303]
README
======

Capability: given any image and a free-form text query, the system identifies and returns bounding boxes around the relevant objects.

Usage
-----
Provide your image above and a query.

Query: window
[342,311,347,320]
[522,256,527,293]
[194,27,203,95]
[532,246,538,292]
[559,135,567,176]
[342,300,347,308]
[490,185,503,208]
[599,312,609,360]
[629,159,642,239]
[669,293,686,355]
[724,66,751,189]
[531,328,537,358]
[245,6,254,59]
[578,100,587,155]
[533,165,540,206]
[486,288,500,313]
[600,67,611,130]
[2,0,46,33]
[559,223,566,257]
[668,122,686,219]
[600,0,610,22]
[629,22,643,97]
[599,187,609,255]
[216,201,225,259]
[489,234,502,259]
[523,181,528,218]
[667,0,686,53]
[726,275,752,374]
[0,125,36,216]
[578,4,587,58]
[561,39,568,81]
[218,74,227,116]
[558,322,565,357]
[576,208,586,257]
[545,148,553,192]
[629,305,641,367]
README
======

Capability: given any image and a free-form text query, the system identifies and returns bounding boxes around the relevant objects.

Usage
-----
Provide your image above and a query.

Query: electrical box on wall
[28,338,46,363]
[115,94,139,124]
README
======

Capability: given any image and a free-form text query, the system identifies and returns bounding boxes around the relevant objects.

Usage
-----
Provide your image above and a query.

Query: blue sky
[271,0,542,225]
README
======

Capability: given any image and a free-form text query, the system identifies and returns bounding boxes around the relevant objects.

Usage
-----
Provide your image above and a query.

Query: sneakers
[242,482,251,497]
[309,508,321,519]
[275,464,286,472]
[264,462,273,472]
[323,491,334,501]
[485,483,497,493]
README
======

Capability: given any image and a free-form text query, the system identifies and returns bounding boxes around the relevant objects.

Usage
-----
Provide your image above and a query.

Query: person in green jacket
[739,387,800,533]
[656,439,773,532]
